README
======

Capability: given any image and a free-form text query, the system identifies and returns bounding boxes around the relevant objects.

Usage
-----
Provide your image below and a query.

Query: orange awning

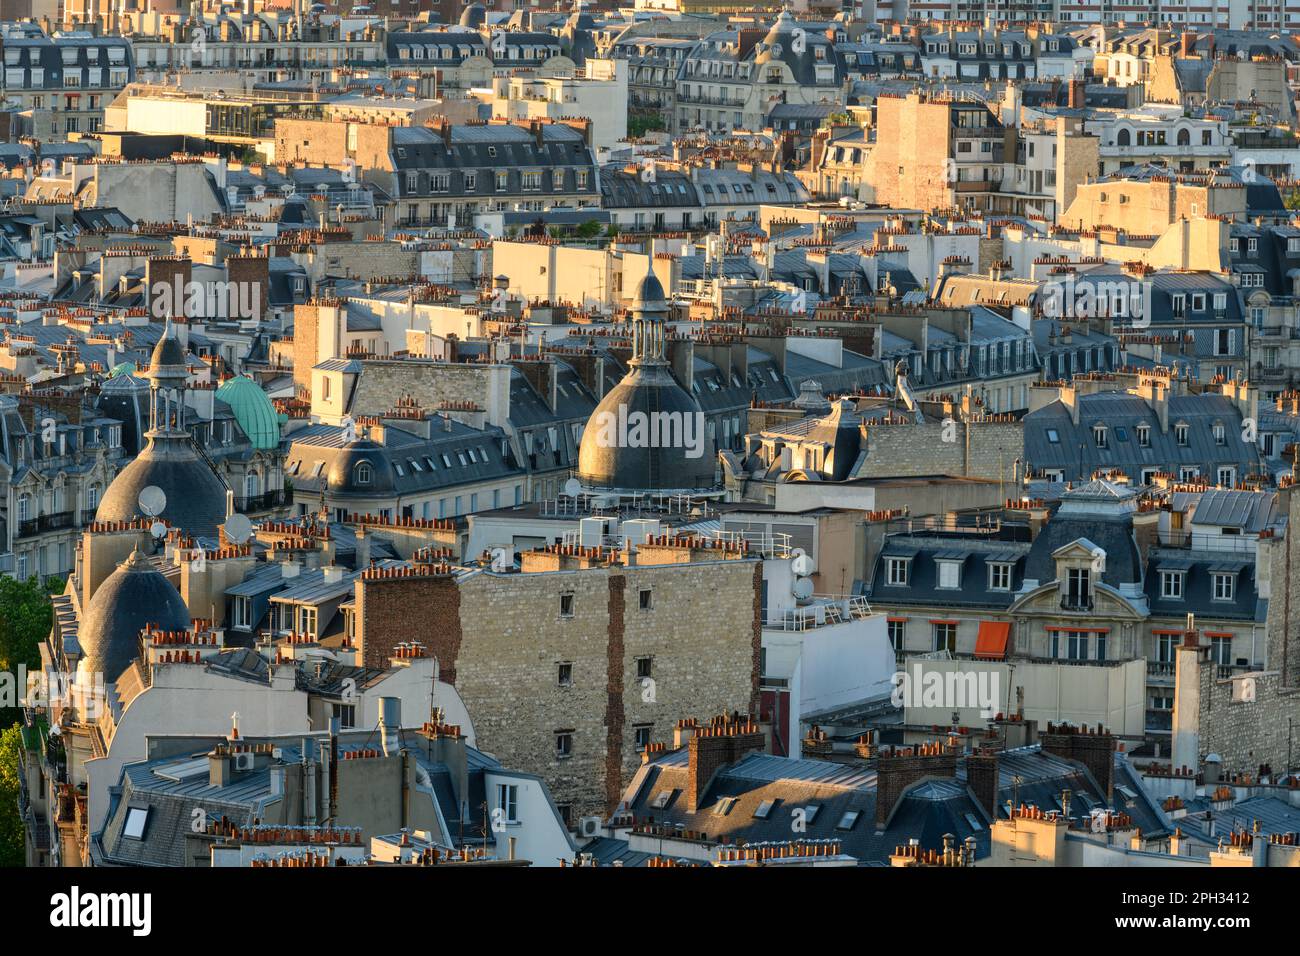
[974,621,1011,660]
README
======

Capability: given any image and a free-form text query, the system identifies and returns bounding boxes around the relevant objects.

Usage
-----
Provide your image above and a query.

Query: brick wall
[876,747,958,827]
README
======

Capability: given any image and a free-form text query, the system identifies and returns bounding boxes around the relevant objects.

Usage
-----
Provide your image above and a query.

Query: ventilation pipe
[379,697,402,756]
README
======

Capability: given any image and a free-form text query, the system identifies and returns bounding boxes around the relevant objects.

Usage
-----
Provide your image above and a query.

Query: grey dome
[576,364,717,493]
[632,270,667,310]
[459,2,485,27]
[78,550,191,685]
[149,319,187,373]
[95,432,228,533]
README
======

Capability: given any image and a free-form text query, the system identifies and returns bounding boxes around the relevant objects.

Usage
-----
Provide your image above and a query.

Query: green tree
[0,724,24,866]
[576,219,603,239]
[0,576,59,729]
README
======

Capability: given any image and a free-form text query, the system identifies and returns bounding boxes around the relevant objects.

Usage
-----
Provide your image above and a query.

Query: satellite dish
[562,478,582,497]
[792,577,814,601]
[149,521,167,540]
[138,485,167,517]
[223,513,254,545]
[791,553,816,577]
[490,547,509,572]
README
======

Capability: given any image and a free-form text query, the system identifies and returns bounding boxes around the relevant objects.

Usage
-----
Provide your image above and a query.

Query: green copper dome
[107,361,137,378]
[216,374,281,451]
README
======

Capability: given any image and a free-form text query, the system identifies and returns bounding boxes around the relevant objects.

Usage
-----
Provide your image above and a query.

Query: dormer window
[1212,422,1226,445]
[1065,567,1091,610]
[936,559,962,590]
[1093,424,1108,448]
[988,562,1012,591]
[354,461,373,485]
[1160,570,1184,599]
[1135,424,1150,447]
[886,556,911,586]
[1212,573,1235,601]
[1174,423,1189,446]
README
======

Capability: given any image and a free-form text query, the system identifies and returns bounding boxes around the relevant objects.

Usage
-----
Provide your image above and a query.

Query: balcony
[762,595,874,632]
[1060,595,1094,612]
[39,511,74,532]
[235,489,287,513]
[1146,660,1176,684]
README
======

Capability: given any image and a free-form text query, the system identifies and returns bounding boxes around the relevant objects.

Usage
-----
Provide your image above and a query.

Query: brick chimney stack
[1040,723,1116,801]
[966,750,1000,819]
[685,714,766,812]
[876,741,958,829]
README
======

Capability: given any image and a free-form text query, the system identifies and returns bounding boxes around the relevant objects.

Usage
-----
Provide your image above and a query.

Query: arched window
[354,461,373,485]
[1116,128,1131,146]
[1177,128,1190,146]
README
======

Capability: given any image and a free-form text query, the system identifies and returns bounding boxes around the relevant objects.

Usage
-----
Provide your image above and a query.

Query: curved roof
[215,375,281,451]
[325,439,400,495]
[149,319,187,372]
[95,432,229,533]
[458,2,486,27]
[576,363,719,494]
[78,550,191,685]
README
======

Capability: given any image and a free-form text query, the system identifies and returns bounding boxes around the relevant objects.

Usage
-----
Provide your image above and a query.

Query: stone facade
[859,420,1023,481]
[1197,487,1300,775]
[355,557,762,818]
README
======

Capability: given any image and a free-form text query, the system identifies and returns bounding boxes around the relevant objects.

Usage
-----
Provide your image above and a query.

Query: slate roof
[613,744,1167,865]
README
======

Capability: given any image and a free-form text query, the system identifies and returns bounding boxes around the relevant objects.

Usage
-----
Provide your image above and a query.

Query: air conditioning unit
[233,752,255,771]
[577,815,602,838]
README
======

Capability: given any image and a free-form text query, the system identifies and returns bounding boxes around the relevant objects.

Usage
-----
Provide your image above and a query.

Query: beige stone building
[353,543,762,818]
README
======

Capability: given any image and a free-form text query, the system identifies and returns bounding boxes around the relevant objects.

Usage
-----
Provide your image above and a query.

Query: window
[1213,573,1235,602]
[1065,568,1091,609]
[555,731,573,758]
[753,799,776,819]
[712,796,739,816]
[887,619,906,650]
[1155,632,1178,663]
[495,783,519,824]
[988,563,1012,591]
[557,662,572,686]
[122,806,150,840]
[1218,467,1236,488]
[354,461,373,484]
[335,703,356,728]
[936,559,962,589]
[559,593,574,617]
[1093,424,1107,448]
[1160,570,1184,599]
[636,657,653,680]
[639,588,652,610]
[886,557,910,586]
[650,789,677,809]
[933,622,957,653]
[1174,423,1189,446]
[836,810,860,831]
[634,724,653,749]
[1046,428,1060,444]
[231,596,252,630]
[1135,425,1150,448]
[1211,636,1232,667]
